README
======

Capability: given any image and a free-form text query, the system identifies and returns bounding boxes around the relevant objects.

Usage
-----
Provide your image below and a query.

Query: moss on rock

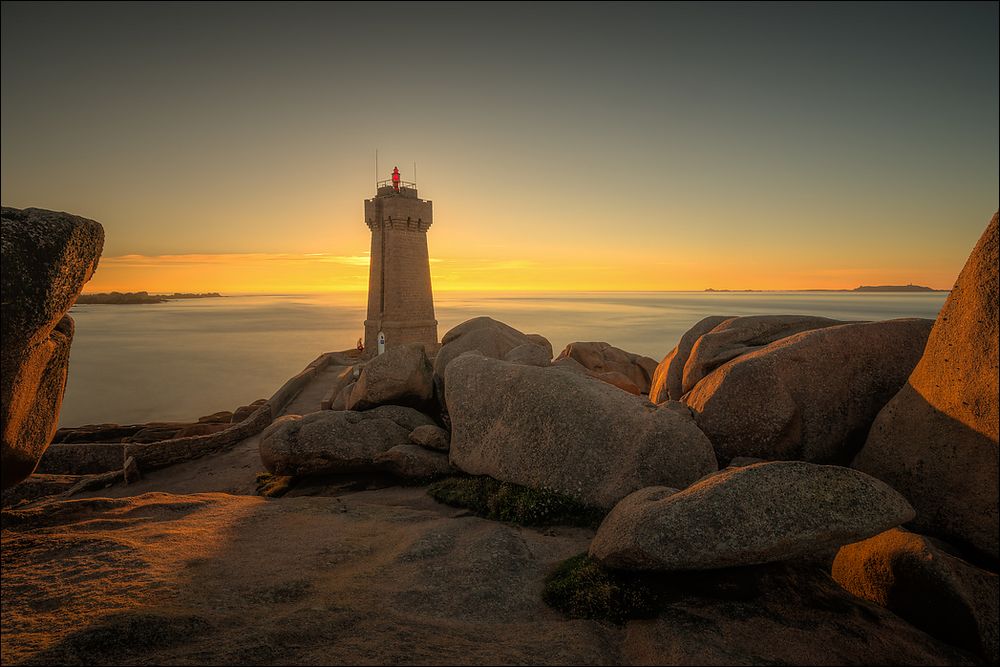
[542,553,660,624]
[427,476,605,527]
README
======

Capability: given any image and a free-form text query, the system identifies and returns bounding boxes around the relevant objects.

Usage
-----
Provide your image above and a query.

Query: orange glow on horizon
[82,252,957,294]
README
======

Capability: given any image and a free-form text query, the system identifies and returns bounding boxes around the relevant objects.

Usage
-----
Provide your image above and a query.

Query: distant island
[75,291,222,305]
[704,284,946,293]
[851,284,939,293]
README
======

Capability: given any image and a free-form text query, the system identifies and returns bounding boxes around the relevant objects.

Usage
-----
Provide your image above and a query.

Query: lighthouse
[363,169,438,354]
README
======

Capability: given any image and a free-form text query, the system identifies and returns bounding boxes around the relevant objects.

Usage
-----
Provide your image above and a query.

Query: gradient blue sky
[2,2,997,290]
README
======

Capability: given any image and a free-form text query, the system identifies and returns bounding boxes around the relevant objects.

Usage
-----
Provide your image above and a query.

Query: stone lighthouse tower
[363,170,438,354]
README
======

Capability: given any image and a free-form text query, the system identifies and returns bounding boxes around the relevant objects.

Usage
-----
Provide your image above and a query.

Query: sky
[2,1,998,292]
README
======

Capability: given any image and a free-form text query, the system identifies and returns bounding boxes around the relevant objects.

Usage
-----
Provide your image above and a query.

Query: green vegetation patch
[542,553,662,624]
[255,472,296,498]
[427,475,605,527]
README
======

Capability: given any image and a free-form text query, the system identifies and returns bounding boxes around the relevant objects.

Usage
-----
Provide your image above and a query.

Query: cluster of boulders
[258,213,998,663]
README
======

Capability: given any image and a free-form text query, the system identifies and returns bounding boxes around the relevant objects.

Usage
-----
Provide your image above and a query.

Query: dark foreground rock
[685,318,933,464]
[409,424,450,451]
[590,462,914,570]
[853,213,999,561]
[0,491,972,666]
[833,528,998,664]
[1,207,104,489]
[620,561,974,666]
[446,354,717,509]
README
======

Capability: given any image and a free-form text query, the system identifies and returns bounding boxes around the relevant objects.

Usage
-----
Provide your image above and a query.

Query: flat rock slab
[590,461,914,570]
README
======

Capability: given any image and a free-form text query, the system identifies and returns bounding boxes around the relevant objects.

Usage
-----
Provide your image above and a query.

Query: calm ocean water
[60,291,947,427]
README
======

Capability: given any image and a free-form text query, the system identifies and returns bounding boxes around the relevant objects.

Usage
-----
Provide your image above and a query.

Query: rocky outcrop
[650,315,731,403]
[686,319,933,464]
[590,462,914,570]
[409,424,450,451]
[347,343,434,411]
[260,406,434,476]
[680,315,847,395]
[853,213,999,561]
[446,354,717,509]
[1,207,104,489]
[375,444,452,480]
[832,528,998,664]
[433,317,552,397]
[555,342,659,394]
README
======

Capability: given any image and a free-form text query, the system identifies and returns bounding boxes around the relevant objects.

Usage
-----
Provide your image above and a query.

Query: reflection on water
[61,291,947,426]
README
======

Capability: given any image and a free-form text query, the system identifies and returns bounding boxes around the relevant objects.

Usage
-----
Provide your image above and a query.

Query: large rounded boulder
[433,317,551,397]
[590,461,914,570]
[853,213,999,561]
[445,354,717,509]
[347,342,434,411]
[685,318,933,464]
[1,207,104,489]
[680,314,847,395]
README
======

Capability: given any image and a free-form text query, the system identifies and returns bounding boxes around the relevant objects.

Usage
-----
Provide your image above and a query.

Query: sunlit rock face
[445,353,717,509]
[684,318,932,465]
[832,527,999,664]
[1,207,103,489]
[554,341,658,394]
[854,212,999,561]
[650,315,731,403]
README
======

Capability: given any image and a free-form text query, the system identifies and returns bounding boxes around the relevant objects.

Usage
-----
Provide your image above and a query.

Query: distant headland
[704,284,946,293]
[75,291,222,305]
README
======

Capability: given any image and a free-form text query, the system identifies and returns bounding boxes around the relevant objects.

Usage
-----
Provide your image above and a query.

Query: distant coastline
[704,284,946,293]
[75,291,223,305]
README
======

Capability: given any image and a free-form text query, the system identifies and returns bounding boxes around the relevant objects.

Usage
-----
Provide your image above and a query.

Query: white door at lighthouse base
[377,331,386,355]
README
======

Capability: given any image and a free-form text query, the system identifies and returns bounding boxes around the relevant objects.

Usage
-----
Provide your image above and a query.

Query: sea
[59,291,948,427]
